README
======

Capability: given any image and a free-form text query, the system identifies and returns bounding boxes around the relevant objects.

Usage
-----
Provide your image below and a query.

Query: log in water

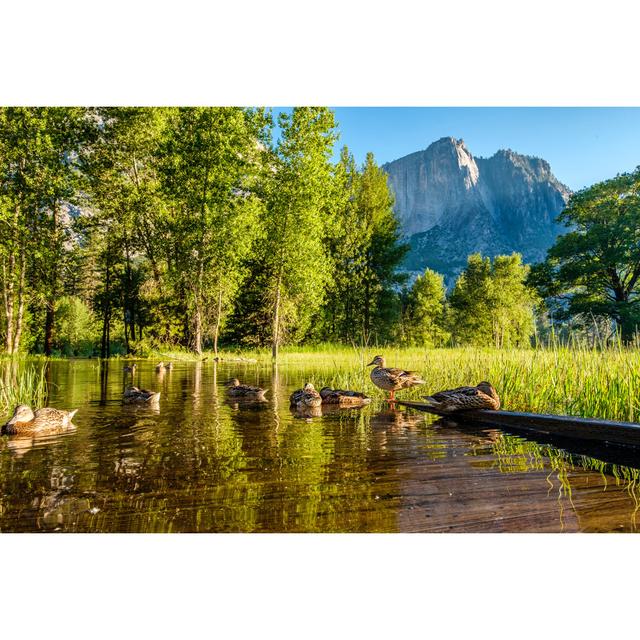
[397,401,640,448]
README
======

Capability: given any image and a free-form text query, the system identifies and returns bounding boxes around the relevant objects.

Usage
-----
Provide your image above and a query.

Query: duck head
[303,382,316,392]
[7,404,35,425]
[226,378,240,387]
[366,355,385,367]
[477,381,497,397]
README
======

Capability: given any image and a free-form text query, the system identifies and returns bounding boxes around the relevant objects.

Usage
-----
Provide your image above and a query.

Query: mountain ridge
[382,137,571,283]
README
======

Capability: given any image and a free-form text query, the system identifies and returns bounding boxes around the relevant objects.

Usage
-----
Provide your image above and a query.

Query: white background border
[2,1,640,637]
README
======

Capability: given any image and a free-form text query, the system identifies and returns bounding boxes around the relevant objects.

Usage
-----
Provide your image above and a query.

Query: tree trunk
[11,248,26,354]
[194,307,203,356]
[44,302,54,356]
[272,277,282,361]
[213,283,222,358]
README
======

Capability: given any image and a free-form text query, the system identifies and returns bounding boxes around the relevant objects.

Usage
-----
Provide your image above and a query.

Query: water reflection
[2,359,640,532]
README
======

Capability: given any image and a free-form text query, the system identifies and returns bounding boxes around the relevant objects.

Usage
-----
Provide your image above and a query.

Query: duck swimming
[423,382,500,413]
[123,385,161,405]
[290,383,322,409]
[2,404,78,436]
[123,364,137,373]
[367,355,425,402]
[155,362,166,373]
[319,387,371,407]
[225,378,268,401]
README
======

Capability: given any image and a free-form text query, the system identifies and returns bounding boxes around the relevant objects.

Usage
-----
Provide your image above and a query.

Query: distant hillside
[382,137,571,283]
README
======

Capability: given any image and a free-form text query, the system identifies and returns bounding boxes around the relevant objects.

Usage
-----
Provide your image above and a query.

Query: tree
[262,107,337,359]
[82,107,167,357]
[449,253,536,347]
[403,268,449,346]
[158,107,267,355]
[0,107,89,355]
[358,152,409,342]
[529,168,640,341]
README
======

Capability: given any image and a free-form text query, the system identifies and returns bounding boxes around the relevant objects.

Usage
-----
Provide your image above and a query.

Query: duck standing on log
[367,355,425,402]
[423,382,500,413]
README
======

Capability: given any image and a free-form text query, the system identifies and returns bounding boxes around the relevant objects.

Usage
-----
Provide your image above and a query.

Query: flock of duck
[0,354,500,437]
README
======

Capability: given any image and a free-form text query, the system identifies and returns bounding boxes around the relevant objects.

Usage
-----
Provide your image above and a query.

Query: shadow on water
[2,359,640,532]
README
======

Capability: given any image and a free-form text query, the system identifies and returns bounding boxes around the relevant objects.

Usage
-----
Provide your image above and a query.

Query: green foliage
[402,269,449,346]
[530,168,640,341]
[449,253,537,347]
[260,107,338,357]
[54,296,99,356]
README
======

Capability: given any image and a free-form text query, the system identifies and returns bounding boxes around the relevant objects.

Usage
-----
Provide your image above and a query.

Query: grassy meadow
[2,343,640,423]
[246,344,640,422]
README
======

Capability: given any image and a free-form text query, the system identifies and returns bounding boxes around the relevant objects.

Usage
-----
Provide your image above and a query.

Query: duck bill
[366,360,376,366]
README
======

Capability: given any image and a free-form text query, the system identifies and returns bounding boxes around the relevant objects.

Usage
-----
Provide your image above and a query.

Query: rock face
[382,137,571,282]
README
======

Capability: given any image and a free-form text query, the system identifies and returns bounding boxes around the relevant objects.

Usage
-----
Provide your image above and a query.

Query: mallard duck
[367,355,425,401]
[2,404,78,436]
[289,383,322,409]
[319,387,371,407]
[165,362,174,371]
[225,378,268,401]
[155,362,166,373]
[123,363,137,373]
[422,381,500,413]
[123,385,161,405]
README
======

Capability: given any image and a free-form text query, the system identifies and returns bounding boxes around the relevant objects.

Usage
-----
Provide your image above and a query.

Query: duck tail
[68,409,79,422]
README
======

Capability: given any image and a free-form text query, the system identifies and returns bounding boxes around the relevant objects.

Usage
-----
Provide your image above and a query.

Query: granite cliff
[382,137,571,282]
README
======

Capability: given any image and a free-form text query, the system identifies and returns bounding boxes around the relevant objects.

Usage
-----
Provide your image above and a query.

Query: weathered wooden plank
[396,401,640,448]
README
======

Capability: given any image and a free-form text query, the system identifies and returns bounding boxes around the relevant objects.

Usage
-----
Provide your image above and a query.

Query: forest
[0,106,638,359]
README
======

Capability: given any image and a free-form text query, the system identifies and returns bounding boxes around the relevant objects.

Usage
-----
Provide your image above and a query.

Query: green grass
[3,342,640,422]
[243,343,640,422]
[0,364,47,417]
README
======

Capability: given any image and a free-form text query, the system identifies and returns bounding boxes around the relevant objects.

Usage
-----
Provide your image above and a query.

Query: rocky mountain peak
[382,138,571,283]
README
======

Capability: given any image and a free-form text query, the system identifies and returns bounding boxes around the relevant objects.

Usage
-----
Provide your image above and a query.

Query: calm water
[2,359,640,533]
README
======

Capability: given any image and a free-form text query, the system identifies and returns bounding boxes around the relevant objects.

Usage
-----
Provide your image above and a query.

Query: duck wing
[428,386,479,402]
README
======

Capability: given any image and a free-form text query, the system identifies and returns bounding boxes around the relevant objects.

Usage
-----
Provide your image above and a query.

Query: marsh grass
[0,364,47,418]
[247,343,640,422]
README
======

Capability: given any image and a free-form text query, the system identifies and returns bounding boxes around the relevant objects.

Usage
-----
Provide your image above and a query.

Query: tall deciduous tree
[158,107,268,355]
[402,268,449,346]
[529,168,640,341]
[449,253,536,347]
[262,107,337,359]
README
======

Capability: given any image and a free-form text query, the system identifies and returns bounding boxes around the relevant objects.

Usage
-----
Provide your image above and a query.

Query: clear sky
[273,107,640,192]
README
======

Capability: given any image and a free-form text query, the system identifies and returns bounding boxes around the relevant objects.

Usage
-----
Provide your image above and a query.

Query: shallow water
[1,359,640,533]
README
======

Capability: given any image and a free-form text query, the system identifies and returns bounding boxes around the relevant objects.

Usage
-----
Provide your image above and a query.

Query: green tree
[403,268,449,346]
[358,152,409,342]
[529,168,640,341]
[449,253,536,347]
[0,107,90,354]
[262,107,337,359]
[158,107,267,355]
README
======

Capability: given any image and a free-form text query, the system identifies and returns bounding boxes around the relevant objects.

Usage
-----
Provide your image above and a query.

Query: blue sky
[273,107,640,191]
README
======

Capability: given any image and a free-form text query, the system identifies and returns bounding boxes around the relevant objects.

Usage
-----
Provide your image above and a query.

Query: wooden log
[396,401,640,448]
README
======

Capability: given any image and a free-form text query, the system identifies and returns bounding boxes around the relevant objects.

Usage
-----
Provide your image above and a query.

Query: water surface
[1,360,640,532]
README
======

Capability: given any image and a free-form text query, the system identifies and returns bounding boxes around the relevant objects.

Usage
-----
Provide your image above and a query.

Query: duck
[319,387,371,407]
[155,362,166,373]
[225,378,268,401]
[123,363,137,373]
[422,381,500,413]
[366,355,425,402]
[165,362,174,371]
[2,404,78,436]
[123,385,161,405]
[289,383,322,409]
